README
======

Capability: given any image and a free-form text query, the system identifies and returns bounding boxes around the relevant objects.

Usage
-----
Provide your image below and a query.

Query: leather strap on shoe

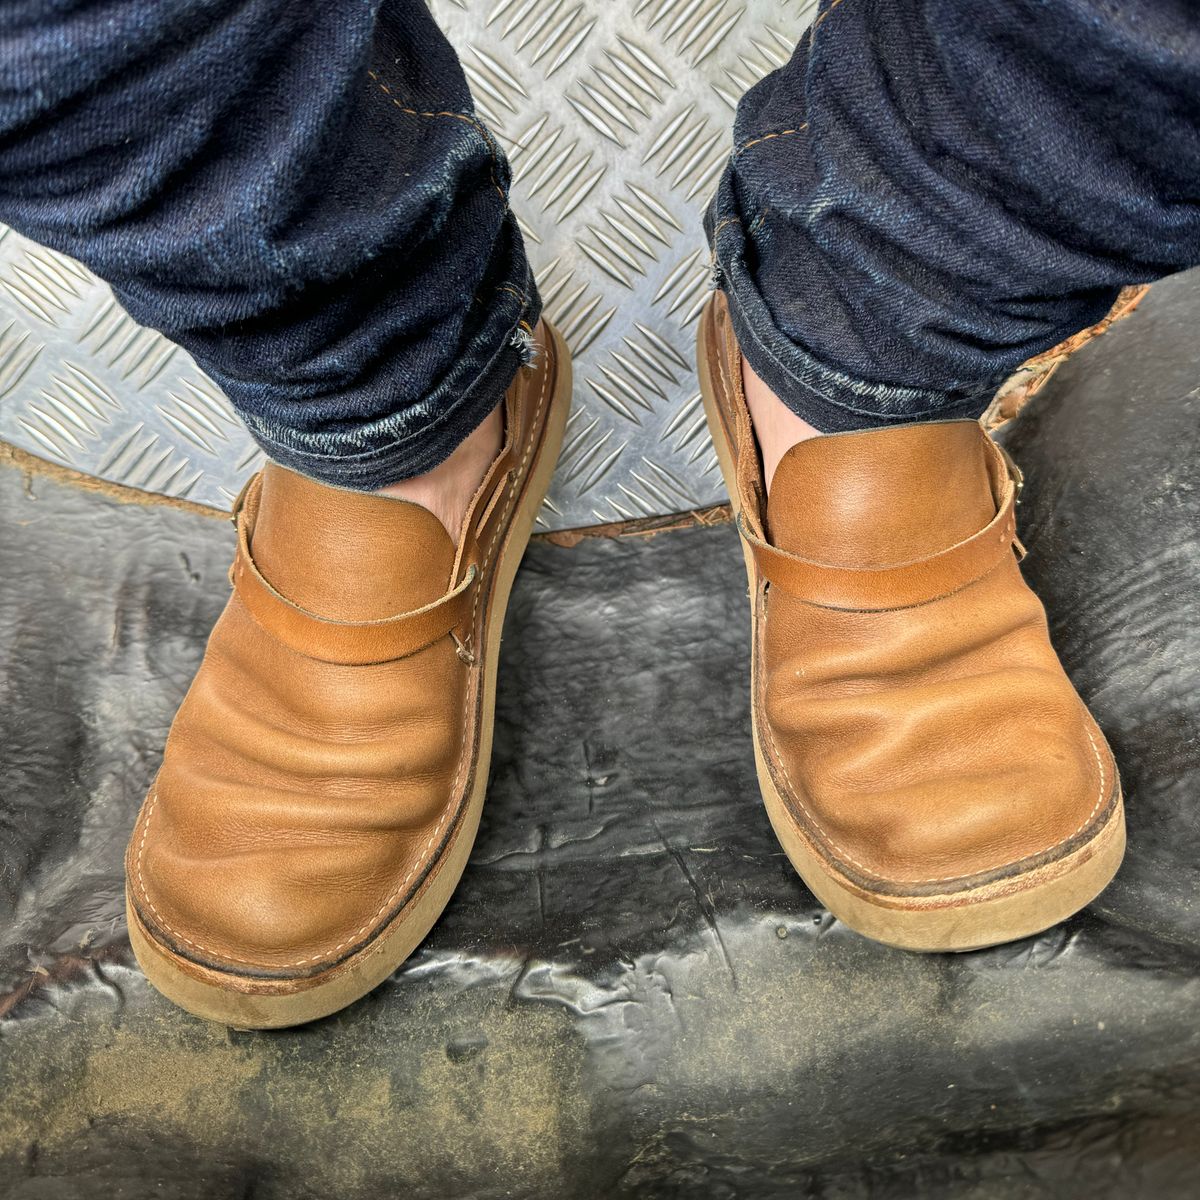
[739,442,1026,613]
[228,474,476,665]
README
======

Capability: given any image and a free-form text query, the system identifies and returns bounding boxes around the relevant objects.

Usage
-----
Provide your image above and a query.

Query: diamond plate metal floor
[0,0,816,530]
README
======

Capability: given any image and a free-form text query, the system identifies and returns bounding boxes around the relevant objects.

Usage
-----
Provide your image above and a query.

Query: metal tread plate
[0,0,817,528]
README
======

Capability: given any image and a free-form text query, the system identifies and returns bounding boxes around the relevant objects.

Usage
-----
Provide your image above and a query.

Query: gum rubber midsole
[127,323,573,1026]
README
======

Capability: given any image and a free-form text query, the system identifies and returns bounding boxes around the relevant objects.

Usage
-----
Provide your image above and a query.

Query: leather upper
[704,293,1119,895]
[126,323,559,976]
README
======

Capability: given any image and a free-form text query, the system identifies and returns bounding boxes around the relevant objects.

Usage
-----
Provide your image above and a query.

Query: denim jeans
[709,0,1200,431]
[0,0,538,488]
[2,1,1200,487]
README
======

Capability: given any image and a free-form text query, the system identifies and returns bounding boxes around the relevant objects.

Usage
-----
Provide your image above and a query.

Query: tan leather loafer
[698,294,1124,951]
[126,321,571,1026]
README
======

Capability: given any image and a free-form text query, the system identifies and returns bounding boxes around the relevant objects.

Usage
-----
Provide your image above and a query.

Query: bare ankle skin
[376,403,503,539]
[741,356,822,492]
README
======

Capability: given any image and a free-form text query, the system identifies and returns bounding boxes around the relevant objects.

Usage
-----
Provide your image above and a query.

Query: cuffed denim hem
[238,274,541,492]
[706,198,1005,433]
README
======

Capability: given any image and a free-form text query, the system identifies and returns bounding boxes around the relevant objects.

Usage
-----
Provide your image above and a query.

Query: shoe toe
[129,778,440,975]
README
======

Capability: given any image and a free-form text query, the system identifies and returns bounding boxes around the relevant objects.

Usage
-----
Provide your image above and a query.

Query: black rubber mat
[1,273,1198,1198]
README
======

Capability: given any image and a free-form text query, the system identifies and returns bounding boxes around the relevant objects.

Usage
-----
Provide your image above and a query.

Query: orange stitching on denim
[733,0,847,157]
[814,0,848,31]
[366,69,507,202]
[495,284,527,307]
[736,123,809,156]
[469,284,529,310]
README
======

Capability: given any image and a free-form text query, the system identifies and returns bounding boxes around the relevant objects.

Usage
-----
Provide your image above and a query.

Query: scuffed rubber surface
[1,272,1198,1198]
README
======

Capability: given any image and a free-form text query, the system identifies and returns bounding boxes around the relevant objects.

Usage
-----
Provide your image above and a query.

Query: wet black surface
[1,272,1198,1197]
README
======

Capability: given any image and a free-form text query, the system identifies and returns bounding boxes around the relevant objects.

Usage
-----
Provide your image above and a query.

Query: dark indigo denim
[708,0,1200,431]
[5,1,1200,477]
[0,0,537,488]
